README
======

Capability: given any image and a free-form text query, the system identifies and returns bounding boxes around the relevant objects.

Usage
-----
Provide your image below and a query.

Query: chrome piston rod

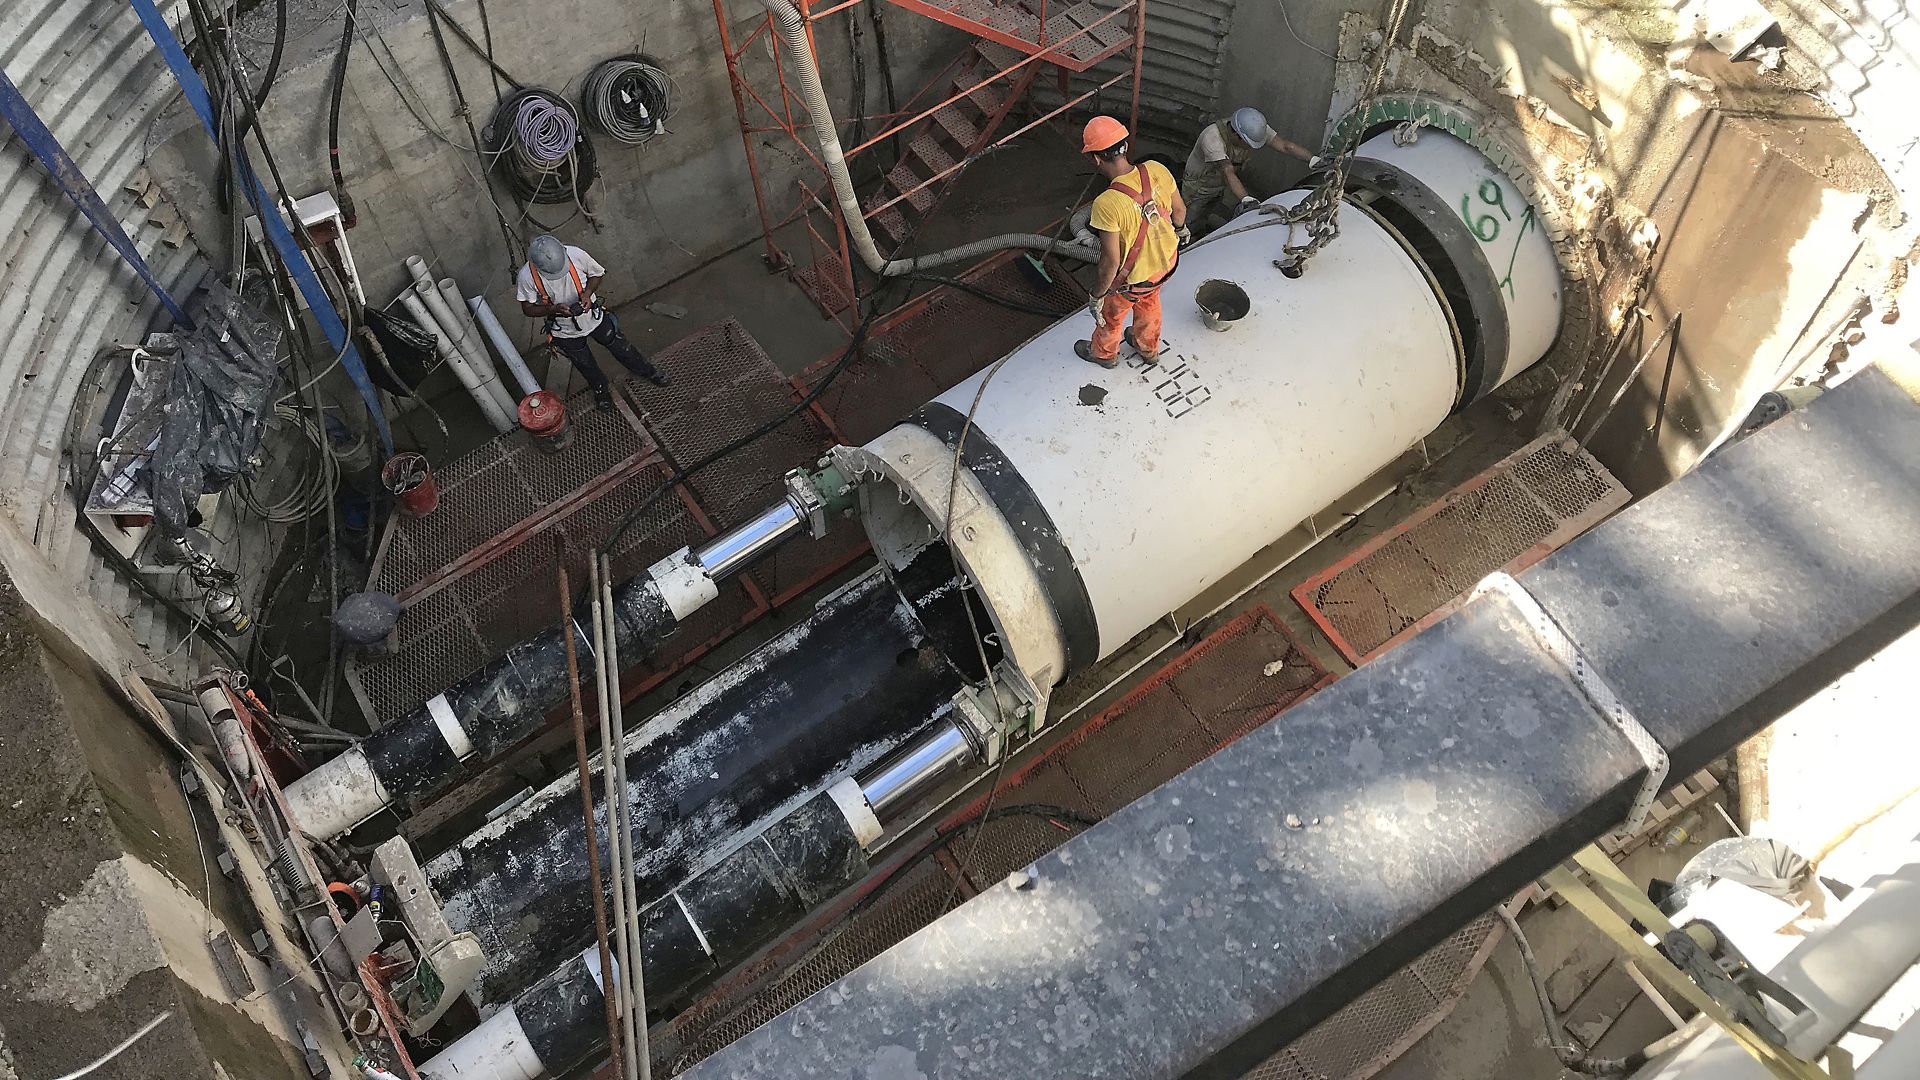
[695,497,808,580]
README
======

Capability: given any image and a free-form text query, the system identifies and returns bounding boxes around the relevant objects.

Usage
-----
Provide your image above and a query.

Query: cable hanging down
[580,56,677,146]
[484,87,598,204]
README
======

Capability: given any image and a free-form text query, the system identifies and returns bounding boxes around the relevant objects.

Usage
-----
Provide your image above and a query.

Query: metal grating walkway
[1292,431,1630,667]
[344,321,852,726]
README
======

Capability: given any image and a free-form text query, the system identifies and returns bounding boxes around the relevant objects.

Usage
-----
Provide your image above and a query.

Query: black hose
[579,57,675,146]
[1497,906,1682,1076]
[867,2,901,165]
[327,0,360,198]
[603,309,874,553]
[901,273,1079,318]
[255,0,287,107]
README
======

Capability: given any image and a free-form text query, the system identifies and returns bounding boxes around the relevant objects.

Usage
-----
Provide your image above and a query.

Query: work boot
[1074,340,1118,370]
[644,370,671,388]
[593,386,616,411]
[1124,328,1160,364]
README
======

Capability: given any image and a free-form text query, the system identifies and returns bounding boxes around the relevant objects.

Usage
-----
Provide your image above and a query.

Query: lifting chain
[1263,0,1416,276]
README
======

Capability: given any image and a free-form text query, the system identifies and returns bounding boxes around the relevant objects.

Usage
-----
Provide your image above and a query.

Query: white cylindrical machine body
[850,131,1562,688]
[1356,130,1562,383]
[468,295,543,397]
[402,288,516,434]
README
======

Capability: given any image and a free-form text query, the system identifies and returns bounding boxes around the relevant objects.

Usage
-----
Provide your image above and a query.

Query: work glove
[1234,195,1259,217]
[1175,224,1193,247]
[1087,291,1106,325]
[1309,155,1325,169]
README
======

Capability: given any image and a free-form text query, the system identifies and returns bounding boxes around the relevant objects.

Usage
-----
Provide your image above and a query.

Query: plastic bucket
[381,452,438,516]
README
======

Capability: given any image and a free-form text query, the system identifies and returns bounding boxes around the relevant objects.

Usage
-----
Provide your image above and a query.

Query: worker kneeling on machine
[516,234,670,411]
[1074,116,1188,371]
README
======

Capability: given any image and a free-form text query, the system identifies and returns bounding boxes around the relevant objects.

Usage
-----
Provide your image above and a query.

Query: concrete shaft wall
[0,573,335,1079]
[152,0,966,346]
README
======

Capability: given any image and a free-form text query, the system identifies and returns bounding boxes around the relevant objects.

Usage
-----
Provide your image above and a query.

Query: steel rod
[604,552,651,1080]
[1578,316,1679,443]
[1649,313,1685,440]
[589,558,636,1076]
[560,561,625,1080]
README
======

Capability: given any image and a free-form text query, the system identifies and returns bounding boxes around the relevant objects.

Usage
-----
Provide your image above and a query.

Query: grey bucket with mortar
[1196,279,1250,332]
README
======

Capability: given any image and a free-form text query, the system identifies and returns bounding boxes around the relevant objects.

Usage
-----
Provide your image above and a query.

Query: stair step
[884,162,938,212]
[971,38,1028,71]
[931,105,981,148]
[791,253,854,317]
[907,135,958,176]
[871,206,911,247]
[952,71,1007,116]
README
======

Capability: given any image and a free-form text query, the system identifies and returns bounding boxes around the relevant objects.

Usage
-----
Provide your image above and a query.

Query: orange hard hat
[1081,115,1129,154]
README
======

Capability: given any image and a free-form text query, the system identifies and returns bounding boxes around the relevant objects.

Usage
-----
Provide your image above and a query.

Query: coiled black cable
[580,56,676,146]
[484,86,598,204]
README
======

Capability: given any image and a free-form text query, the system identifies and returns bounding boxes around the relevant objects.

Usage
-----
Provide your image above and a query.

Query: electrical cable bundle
[238,403,342,524]
[485,87,598,204]
[580,56,677,146]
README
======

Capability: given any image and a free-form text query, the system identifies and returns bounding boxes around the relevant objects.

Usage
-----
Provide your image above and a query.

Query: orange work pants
[1091,284,1162,361]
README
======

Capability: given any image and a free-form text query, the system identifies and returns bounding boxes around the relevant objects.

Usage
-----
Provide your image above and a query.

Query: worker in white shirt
[516,235,669,410]
[1181,107,1319,237]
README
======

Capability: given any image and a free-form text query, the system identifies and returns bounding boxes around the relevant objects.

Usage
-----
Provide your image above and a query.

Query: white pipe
[603,554,649,1080]
[401,287,515,434]
[469,295,542,397]
[417,1001,543,1080]
[437,278,519,419]
[590,561,636,1074]
[751,0,1095,275]
[404,254,436,294]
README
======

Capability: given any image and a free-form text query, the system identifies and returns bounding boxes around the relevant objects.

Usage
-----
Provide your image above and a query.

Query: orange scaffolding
[710,0,1148,324]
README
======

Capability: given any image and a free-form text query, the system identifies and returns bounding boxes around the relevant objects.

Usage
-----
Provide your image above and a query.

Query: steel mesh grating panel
[655,607,1333,1075]
[637,320,795,469]
[1292,432,1629,666]
[1241,915,1502,1080]
[346,364,733,724]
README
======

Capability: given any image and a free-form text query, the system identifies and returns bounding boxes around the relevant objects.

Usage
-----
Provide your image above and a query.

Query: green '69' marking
[1459,177,1511,242]
[1458,175,1537,298]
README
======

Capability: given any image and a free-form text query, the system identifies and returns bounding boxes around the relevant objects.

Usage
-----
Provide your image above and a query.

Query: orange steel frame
[709,0,1149,327]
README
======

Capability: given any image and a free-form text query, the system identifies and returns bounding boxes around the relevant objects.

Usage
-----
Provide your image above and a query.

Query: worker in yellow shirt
[1075,115,1188,370]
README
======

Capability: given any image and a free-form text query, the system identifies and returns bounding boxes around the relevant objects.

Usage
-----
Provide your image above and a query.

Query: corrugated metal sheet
[1,0,219,670]
[1033,0,1235,152]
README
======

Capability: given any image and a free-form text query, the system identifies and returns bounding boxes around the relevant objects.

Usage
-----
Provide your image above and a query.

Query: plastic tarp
[150,281,282,538]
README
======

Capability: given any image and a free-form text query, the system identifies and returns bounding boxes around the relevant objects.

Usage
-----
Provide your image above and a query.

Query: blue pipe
[0,66,193,327]
[126,0,395,455]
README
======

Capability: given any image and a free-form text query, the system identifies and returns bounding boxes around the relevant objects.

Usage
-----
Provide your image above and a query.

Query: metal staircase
[712,0,1145,325]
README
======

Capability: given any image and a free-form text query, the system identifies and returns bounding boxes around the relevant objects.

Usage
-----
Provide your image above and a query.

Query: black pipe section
[643,790,868,1005]
[428,570,966,1005]
[356,574,677,810]
[509,791,870,1076]
[516,949,609,1075]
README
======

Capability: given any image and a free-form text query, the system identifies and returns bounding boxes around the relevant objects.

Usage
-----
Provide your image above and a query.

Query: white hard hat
[529,235,567,275]
[1230,107,1273,148]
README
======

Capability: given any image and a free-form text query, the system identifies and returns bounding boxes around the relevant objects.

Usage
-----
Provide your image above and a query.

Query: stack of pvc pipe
[469,296,542,398]
[401,256,517,433]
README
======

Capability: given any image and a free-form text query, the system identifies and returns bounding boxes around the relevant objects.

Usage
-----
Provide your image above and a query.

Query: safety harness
[528,257,594,336]
[1106,164,1178,295]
